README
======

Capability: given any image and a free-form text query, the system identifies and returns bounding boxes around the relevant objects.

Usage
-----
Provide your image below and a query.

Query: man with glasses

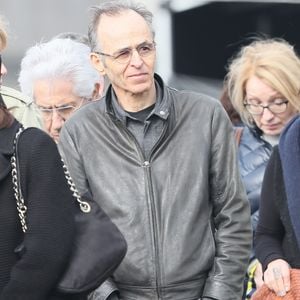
[59,1,251,300]
[0,20,42,128]
[18,38,104,142]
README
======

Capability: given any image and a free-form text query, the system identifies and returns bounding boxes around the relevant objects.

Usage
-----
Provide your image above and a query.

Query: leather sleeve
[202,104,252,299]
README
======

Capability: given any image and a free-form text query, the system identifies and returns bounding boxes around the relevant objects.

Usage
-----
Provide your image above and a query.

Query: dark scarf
[279,115,300,249]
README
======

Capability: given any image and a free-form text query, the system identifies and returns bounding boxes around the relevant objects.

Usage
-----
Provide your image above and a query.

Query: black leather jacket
[59,75,252,300]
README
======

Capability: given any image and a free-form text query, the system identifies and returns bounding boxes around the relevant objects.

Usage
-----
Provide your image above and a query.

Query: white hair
[18,38,103,99]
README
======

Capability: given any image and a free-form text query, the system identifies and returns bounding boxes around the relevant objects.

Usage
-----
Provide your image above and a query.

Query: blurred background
[2,0,300,99]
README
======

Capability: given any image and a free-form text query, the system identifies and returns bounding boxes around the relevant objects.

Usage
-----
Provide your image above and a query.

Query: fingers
[254,263,264,289]
[282,267,291,293]
[272,267,286,296]
[264,260,291,297]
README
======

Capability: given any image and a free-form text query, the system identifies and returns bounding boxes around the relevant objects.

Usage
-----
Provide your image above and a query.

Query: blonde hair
[0,16,7,50]
[226,38,300,126]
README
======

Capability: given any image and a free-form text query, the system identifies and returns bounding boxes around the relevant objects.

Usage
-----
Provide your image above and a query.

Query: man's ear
[91,82,103,100]
[90,53,106,75]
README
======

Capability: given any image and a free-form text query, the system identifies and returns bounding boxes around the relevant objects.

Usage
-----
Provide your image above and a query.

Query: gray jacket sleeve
[59,125,119,300]
[202,105,252,299]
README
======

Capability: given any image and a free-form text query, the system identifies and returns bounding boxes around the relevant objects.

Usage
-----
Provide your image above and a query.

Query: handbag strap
[11,126,27,233]
[11,127,91,234]
[61,162,91,213]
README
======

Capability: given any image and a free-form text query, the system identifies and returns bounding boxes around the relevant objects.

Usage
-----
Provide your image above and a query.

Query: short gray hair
[88,0,154,52]
[18,38,103,100]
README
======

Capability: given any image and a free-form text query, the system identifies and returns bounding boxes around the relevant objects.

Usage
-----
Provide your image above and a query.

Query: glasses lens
[114,50,131,64]
[138,42,156,57]
[39,109,53,120]
[56,106,76,119]
[246,104,262,115]
[269,102,287,114]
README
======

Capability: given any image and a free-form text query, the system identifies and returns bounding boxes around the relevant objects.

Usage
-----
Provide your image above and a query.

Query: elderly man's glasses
[244,100,289,115]
[95,41,156,64]
[35,98,85,121]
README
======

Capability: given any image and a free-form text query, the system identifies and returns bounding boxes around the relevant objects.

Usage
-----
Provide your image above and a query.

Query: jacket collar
[105,73,169,119]
[0,120,21,181]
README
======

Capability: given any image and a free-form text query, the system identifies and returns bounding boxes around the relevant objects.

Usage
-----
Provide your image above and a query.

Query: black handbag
[11,127,127,294]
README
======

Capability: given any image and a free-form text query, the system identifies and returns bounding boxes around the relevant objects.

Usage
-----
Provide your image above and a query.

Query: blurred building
[1,0,158,88]
[2,0,300,100]
[157,0,300,98]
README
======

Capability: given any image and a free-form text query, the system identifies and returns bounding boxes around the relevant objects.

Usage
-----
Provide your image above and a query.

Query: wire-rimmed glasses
[35,98,85,121]
[94,41,156,64]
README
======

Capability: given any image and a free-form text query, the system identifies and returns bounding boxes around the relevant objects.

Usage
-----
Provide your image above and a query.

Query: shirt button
[159,110,166,116]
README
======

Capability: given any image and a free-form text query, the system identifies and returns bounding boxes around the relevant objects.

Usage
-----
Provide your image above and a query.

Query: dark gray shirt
[111,81,170,159]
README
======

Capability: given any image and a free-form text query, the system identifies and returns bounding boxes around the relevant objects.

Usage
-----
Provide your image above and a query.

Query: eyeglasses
[94,41,156,64]
[244,100,289,115]
[35,98,84,121]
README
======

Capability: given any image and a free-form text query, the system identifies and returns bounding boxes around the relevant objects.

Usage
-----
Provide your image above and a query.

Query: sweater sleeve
[0,128,76,300]
[254,146,285,271]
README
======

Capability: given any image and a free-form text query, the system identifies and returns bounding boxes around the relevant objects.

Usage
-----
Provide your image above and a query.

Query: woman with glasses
[225,38,299,299]
[18,38,104,143]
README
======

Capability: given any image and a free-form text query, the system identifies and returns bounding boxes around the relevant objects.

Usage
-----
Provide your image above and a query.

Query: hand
[254,262,264,289]
[263,259,290,297]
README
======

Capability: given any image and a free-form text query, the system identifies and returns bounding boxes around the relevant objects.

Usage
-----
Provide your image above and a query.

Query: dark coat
[0,121,81,299]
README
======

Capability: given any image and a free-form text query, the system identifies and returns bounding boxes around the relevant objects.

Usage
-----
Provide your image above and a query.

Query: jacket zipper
[141,121,169,300]
[112,118,168,299]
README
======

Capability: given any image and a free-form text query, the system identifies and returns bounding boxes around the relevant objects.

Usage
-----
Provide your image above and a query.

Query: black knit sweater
[255,146,300,271]
[0,121,84,299]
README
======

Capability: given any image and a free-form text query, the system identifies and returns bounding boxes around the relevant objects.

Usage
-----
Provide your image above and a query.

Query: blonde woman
[226,38,300,298]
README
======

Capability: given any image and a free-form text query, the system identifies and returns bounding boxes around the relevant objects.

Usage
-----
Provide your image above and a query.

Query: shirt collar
[110,74,170,124]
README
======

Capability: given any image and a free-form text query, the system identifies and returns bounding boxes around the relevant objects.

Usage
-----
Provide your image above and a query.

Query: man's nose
[129,49,143,66]
[51,110,65,130]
